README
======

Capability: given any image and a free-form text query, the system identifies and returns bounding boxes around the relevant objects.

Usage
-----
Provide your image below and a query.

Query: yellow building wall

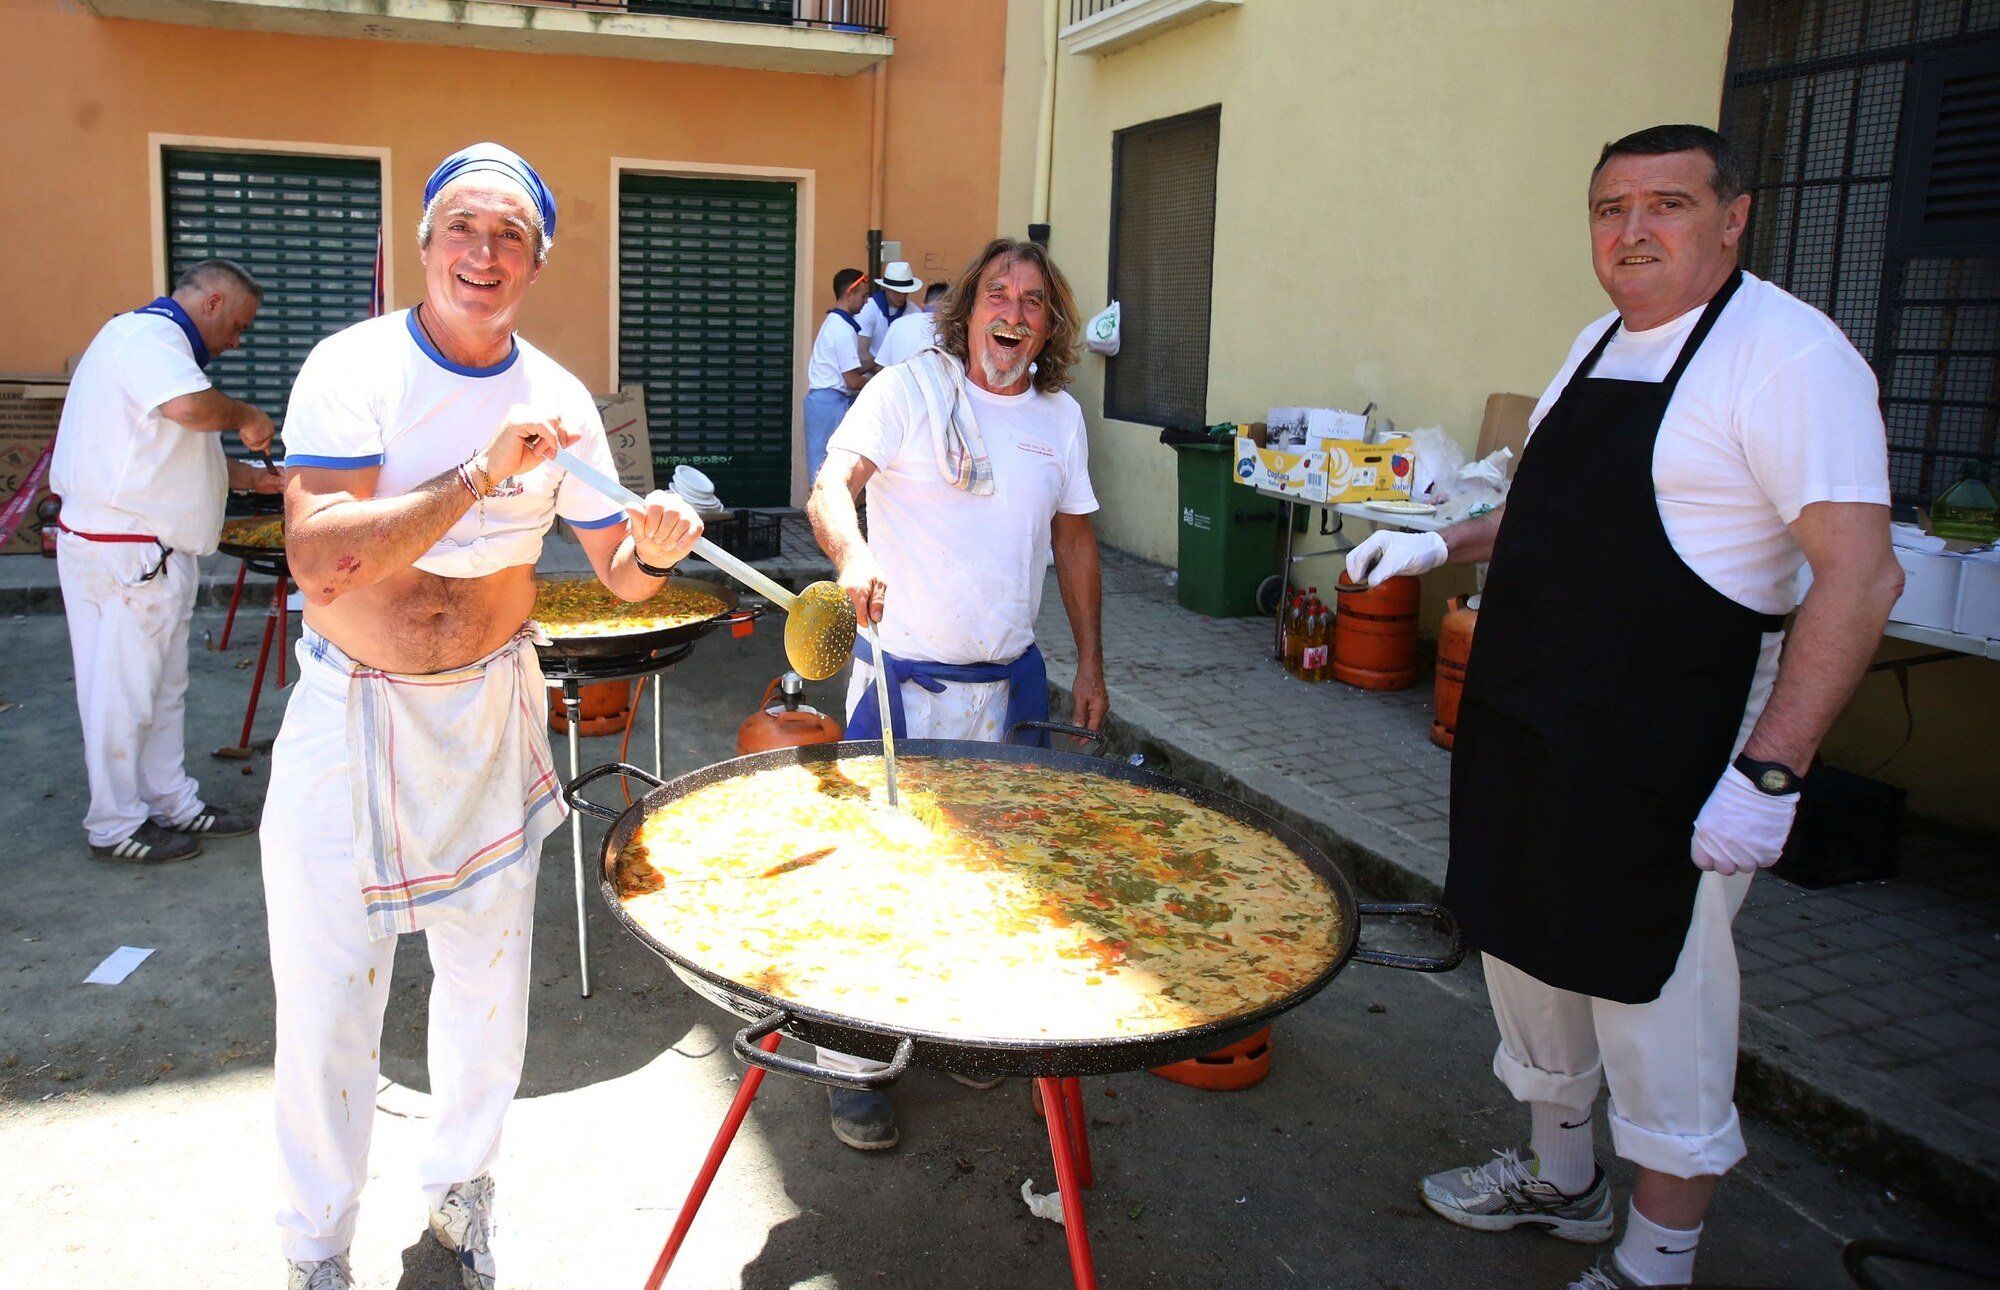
[0,0,1005,502]
[1006,0,2000,834]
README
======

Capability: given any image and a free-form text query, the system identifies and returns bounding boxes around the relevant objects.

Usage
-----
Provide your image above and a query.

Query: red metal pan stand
[217,548,292,757]
[643,1045,1102,1290]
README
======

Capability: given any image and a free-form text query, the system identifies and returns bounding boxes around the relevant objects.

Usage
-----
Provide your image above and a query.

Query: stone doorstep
[1046,672,2000,1239]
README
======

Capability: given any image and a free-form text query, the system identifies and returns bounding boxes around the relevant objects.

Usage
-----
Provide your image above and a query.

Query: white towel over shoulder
[905,348,994,495]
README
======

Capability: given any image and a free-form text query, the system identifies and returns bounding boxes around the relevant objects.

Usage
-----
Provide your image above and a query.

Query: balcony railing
[1062,0,1239,57]
[83,0,891,70]
[590,0,887,34]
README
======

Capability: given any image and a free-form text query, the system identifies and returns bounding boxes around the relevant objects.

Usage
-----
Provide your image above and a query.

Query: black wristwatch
[1734,754,1804,797]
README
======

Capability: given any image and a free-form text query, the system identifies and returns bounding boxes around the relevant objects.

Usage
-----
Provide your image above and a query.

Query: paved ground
[1032,545,2000,1234]
[0,527,1995,1287]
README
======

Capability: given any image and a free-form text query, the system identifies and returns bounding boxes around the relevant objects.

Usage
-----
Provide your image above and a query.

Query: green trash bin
[1173,438,1284,618]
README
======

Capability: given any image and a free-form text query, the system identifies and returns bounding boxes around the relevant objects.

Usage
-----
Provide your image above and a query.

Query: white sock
[1528,1101,1595,1194]
[1615,1201,1702,1286]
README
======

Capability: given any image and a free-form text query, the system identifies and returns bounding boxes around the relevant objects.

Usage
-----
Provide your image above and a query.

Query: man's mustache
[985,322,1036,341]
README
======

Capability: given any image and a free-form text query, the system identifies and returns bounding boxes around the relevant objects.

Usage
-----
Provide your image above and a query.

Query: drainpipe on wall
[1029,0,1061,245]
[869,58,889,280]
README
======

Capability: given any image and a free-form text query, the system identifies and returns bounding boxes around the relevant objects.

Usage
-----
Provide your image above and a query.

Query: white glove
[1690,766,1800,875]
[1344,530,1449,587]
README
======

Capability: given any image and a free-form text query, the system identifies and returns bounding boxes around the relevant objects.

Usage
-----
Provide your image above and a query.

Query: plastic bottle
[1283,595,1305,676]
[1313,598,1335,680]
[1932,465,1999,543]
[1302,598,1330,681]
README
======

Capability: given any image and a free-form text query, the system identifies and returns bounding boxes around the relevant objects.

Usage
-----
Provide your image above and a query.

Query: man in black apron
[1348,126,1900,1288]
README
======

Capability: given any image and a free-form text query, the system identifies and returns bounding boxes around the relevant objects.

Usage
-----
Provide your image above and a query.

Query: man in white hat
[875,281,947,368]
[856,260,921,365]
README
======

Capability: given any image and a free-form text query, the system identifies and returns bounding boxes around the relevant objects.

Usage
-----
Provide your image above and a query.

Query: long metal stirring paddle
[860,623,900,808]
[550,447,856,681]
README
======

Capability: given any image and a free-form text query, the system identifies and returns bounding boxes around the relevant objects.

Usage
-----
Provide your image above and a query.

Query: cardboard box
[1888,547,1962,631]
[1233,423,1322,497]
[1305,435,1415,504]
[1478,392,1536,475]
[1953,554,2000,640]
[593,385,656,498]
[0,380,66,555]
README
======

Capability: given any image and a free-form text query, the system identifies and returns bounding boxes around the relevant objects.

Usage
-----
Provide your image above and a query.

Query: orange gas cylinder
[1149,1026,1275,1091]
[548,679,634,737]
[737,673,843,754]
[1431,595,1477,750]
[1333,574,1419,691]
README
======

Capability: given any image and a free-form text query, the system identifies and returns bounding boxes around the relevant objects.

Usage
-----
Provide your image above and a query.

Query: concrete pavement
[2,597,1996,1287]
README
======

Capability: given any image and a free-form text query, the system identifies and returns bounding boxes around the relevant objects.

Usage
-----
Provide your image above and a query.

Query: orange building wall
[0,0,1004,478]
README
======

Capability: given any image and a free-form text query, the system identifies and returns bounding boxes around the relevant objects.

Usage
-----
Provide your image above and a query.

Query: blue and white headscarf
[423,143,557,241]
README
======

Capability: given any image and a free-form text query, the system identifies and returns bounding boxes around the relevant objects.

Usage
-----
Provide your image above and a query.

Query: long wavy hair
[932,238,1080,395]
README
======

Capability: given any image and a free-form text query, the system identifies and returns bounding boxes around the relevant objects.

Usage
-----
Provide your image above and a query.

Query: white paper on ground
[1020,1178,1065,1225]
[83,946,154,985]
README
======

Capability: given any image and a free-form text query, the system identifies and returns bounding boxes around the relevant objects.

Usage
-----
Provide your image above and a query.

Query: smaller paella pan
[533,574,757,665]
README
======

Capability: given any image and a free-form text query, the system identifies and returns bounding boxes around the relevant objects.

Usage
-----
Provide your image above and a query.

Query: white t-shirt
[283,310,624,578]
[829,365,1098,665]
[51,309,224,554]
[876,310,938,368]
[856,294,906,357]
[806,312,864,393]
[1528,272,1890,743]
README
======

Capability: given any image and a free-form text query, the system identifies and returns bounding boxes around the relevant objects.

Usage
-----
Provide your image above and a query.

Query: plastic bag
[1021,1178,1065,1224]
[1405,427,1464,504]
[1084,301,1120,356]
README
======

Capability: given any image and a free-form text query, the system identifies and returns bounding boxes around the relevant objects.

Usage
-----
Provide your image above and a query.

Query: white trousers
[57,533,205,845]
[1483,868,1754,1179]
[818,665,1013,1076]
[262,640,537,1261]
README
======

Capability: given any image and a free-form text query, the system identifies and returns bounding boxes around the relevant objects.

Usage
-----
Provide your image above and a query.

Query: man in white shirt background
[51,258,284,864]
[855,259,921,365]
[803,266,874,486]
[874,280,947,368]
[1348,124,1902,1290]
[806,237,1108,1151]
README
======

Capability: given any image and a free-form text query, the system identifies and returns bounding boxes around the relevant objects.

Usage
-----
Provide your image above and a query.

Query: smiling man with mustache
[805,237,1108,1151]
[1350,125,1901,1289]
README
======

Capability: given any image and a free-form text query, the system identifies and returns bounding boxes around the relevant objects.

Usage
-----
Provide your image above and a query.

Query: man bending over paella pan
[261,142,704,1290]
[805,236,1109,1150]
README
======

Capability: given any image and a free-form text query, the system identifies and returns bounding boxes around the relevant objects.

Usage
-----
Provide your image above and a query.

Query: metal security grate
[1106,106,1220,428]
[1723,0,2000,506]
[162,150,382,454]
[618,175,798,506]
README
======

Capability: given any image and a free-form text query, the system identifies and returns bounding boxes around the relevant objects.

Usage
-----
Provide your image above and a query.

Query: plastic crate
[701,508,782,562]
[1772,764,1905,889]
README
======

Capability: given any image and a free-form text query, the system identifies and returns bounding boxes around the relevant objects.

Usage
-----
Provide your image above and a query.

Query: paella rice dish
[614,755,1343,1042]
[534,578,726,638]
[220,515,285,549]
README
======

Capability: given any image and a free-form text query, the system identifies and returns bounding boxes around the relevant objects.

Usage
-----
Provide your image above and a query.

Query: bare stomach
[304,563,538,674]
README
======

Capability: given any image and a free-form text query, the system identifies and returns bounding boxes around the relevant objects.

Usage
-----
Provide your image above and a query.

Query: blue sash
[829,308,861,332]
[845,639,1049,748]
[869,290,906,326]
[131,296,210,369]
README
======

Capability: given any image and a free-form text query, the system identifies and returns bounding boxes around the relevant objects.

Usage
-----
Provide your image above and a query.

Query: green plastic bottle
[1931,464,1999,543]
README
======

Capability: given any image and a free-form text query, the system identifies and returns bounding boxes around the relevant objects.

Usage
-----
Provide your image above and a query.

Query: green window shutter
[619,175,798,506]
[161,149,383,457]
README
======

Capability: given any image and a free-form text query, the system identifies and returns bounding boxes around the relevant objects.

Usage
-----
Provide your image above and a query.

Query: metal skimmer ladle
[550,449,858,682]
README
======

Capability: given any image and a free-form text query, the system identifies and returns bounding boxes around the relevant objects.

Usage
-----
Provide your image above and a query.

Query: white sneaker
[285,1253,354,1290]
[429,1173,498,1290]
[1419,1145,1614,1243]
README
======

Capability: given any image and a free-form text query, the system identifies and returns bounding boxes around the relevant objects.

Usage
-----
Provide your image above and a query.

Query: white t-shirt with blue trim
[283,310,626,578]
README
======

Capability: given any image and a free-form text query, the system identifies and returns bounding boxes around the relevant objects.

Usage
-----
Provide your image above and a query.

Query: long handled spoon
[860,623,900,808]
[551,448,857,680]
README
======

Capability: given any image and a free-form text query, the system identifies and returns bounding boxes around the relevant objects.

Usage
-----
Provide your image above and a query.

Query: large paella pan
[566,725,1461,1087]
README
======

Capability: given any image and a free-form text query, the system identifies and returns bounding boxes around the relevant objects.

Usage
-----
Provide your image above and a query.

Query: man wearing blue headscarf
[261,143,704,1290]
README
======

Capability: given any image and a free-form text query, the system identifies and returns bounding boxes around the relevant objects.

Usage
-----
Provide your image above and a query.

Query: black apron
[1446,270,1784,1005]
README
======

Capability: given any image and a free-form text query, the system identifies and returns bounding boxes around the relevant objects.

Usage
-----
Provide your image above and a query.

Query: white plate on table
[1363,499,1438,516]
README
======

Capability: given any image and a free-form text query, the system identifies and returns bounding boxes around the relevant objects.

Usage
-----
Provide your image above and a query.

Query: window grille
[1723,0,2000,506]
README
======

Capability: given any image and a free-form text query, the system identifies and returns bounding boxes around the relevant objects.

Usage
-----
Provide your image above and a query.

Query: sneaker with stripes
[1419,1145,1614,1243]
[159,806,255,837]
[88,821,201,865]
